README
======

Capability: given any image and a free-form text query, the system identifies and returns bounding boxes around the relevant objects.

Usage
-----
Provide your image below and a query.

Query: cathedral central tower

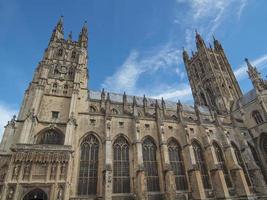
[183,32,242,114]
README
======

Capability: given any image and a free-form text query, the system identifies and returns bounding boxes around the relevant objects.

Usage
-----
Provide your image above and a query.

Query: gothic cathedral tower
[15,16,88,146]
[183,32,242,114]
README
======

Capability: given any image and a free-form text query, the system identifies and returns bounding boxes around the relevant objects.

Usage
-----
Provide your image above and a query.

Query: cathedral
[0,17,267,200]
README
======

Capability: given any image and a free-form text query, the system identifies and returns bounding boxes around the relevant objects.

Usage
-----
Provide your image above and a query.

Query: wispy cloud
[0,102,17,140]
[101,0,251,103]
[234,54,267,80]
[102,43,181,95]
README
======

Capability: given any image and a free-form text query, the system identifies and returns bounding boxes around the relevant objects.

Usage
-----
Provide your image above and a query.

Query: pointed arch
[142,136,160,192]
[167,138,188,190]
[212,141,233,188]
[192,139,211,189]
[78,134,99,195]
[231,141,252,186]
[113,135,130,193]
[23,188,47,200]
[36,128,64,145]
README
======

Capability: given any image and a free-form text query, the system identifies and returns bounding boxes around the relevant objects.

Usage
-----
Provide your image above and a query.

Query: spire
[195,29,206,50]
[50,16,64,42]
[213,34,223,50]
[79,21,88,48]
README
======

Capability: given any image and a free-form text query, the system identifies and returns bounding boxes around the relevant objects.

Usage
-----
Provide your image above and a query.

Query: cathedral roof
[89,90,210,114]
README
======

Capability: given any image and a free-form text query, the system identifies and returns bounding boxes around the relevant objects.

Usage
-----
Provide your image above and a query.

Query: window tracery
[113,136,130,193]
[78,134,99,195]
[192,140,211,189]
[168,140,188,190]
[36,130,64,145]
[142,137,160,192]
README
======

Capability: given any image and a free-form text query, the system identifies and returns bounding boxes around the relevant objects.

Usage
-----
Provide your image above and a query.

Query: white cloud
[177,0,249,49]
[0,102,17,141]
[234,54,267,80]
[101,0,252,103]
[152,85,192,101]
[102,43,182,95]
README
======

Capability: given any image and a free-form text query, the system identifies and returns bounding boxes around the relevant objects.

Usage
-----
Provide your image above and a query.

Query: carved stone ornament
[68,112,77,126]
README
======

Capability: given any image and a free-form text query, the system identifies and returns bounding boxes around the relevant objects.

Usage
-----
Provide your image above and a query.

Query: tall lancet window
[231,142,252,186]
[192,140,211,189]
[213,142,233,188]
[168,139,188,190]
[142,137,160,192]
[78,134,99,195]
[113,136,130,193]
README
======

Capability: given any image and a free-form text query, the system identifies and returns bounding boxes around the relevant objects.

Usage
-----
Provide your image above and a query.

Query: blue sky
[1,0,267,136]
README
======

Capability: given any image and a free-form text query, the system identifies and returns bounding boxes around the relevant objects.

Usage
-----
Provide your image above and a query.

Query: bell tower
[183,32,242,114]
[15,17,89,145]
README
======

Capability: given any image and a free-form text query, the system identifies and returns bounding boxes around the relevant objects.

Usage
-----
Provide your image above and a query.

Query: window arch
[142,137,160,192]
[57,48,63,57]
[213,142,233,188]
[23,188,48,200]
[231,142,252,186]
[252,110,264,125]
[111,108,119,115]
[36,129,64,145]
[113,136,130,193]
[71,51,76,59]
[168,139,188,190]
[192,140,211,189]
[78,134,99,195]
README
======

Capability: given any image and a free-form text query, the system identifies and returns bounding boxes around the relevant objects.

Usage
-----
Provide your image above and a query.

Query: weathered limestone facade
[0,18,267,200]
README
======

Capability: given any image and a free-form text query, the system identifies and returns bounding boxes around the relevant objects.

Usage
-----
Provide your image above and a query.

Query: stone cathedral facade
[0,18,267,200]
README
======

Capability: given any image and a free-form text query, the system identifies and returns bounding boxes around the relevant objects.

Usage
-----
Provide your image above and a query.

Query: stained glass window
[113,136,130,193]
[78,134,99,195]
[142,138,160,192]
[168,140,188,190]
[192,140,211,189]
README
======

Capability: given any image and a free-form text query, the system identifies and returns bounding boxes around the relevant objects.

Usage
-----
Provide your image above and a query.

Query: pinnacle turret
[50,16,64,42]
[79,21,88,48]
[195,30,206,50]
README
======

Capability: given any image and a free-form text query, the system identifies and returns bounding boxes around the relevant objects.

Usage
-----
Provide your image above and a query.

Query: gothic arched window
[142,137,160,192]
[168,139,188,190]
[231,142,252,186]
[192,140,211,189]
[252,110,264,125]
[213,142,233,188]
[71,51,76,59]
[37,130,64,145]
[57,48,63,57]
[113,136,130,193]
[200,93,208,106]
[78,134,99,195]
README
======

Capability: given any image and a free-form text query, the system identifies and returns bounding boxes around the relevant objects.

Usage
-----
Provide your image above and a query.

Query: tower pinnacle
[50,16,64,42]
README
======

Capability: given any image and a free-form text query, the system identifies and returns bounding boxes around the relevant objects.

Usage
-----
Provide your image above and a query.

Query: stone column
[222,132,251,198]
[103,119,113,200]
[202,130,230,199]
[133,120,148,200]
[182,126,206,199]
